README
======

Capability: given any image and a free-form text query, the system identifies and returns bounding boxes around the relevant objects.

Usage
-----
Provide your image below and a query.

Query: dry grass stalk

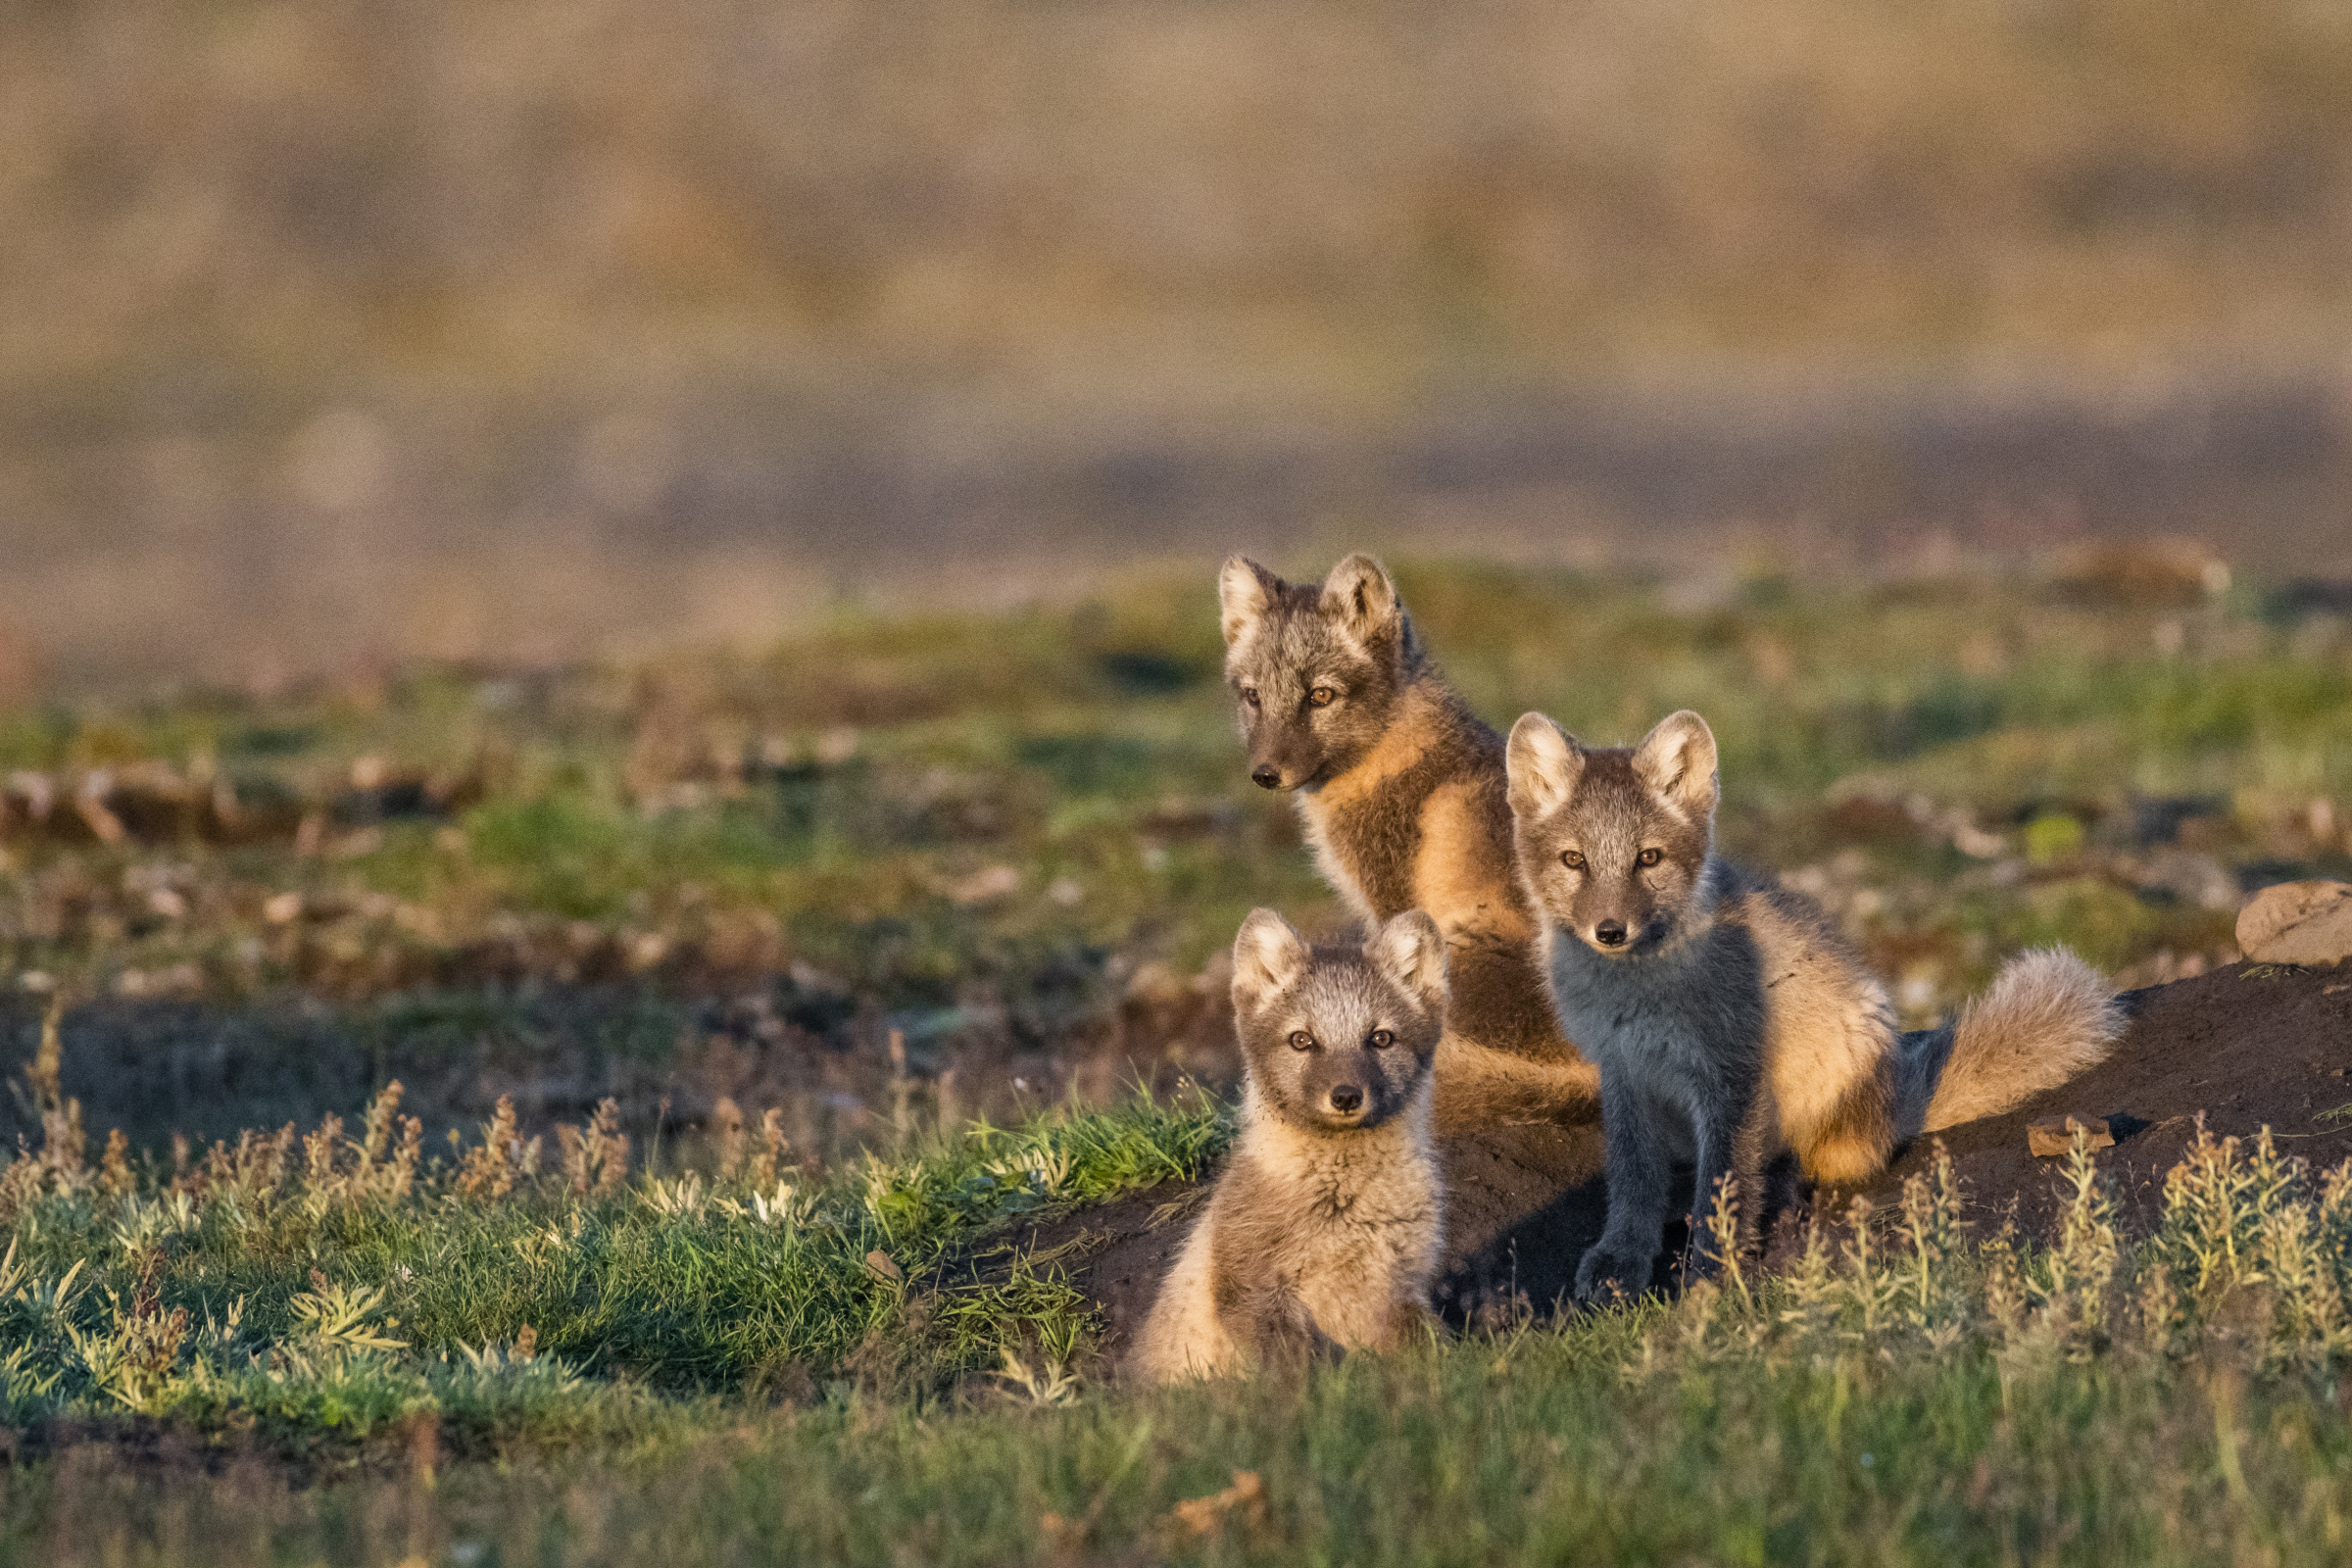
[710,1097,791,1188]
[97,1128,134,1199]
[710,1096,747,1182]
[178,1123,297,1208]
[747,1108,790,1188]
[25,997,84,1180]
[557,1098,631,1196]
[290,1083,423,1209]
[455,1095,540,1200]
[0,999,89,1216]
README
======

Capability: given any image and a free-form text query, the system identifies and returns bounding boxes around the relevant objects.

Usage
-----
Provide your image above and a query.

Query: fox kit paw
[1574,1241,1654,1304]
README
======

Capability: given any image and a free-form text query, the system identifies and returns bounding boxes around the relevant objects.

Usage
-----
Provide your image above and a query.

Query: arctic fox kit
[1134,907,1448,1383]
[1218,553,1597,1129]
[1504,709,2124,1299]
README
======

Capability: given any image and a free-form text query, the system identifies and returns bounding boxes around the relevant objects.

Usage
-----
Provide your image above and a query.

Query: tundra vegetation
[2,558,2351,1563]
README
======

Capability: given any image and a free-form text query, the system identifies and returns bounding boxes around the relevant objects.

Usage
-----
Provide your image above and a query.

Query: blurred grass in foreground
[0,1108,2348,1567]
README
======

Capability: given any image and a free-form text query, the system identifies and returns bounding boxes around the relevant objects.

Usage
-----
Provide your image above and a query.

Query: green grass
[0,1343,2309,1566]
[4,560,2349,1166]
[4,562,2352,1560]
[8,563,2349,1022]
[0,1122,2347,1566]
[0,1059,1229,1428]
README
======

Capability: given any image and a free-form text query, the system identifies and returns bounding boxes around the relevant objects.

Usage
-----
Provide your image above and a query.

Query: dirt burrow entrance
[1010,960,2352,1357]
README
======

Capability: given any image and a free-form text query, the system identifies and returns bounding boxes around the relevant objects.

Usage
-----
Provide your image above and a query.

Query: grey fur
[1506,708,2125,1301]
[1133,907,1448,1381]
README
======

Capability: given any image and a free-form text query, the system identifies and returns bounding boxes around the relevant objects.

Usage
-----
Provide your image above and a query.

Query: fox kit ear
[1218,557,1283,647]
[1232,907,1311,1011]
[1319,554,1400,645]
[1366,909,1448,1015]
[1632,710,1719,814]
[1506,711,1584,820]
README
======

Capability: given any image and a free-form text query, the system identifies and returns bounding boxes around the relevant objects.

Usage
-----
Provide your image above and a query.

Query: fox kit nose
[1593,919,1628,948]
[1250,764,1281,790]
[1329,1084,1364,1114]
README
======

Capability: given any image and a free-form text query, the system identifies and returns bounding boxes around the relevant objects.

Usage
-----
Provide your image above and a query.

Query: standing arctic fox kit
[1504,708,2124,1299]
[1218,554,1598,1128]
[1134,907,1448,1383]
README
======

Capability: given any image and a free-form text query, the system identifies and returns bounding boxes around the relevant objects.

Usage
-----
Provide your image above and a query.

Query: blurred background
[5,0,2351,693]
[5,0,2352,1158]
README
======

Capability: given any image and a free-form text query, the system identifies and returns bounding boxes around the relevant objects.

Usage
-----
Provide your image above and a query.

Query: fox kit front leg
[1577,1075,1674,1302]
[1225,1276,1335,1369]
[1685,1086,1774,1282]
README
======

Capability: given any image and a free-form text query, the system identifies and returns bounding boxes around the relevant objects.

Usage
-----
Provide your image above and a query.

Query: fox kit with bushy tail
[1218,554,1598,1129]
[1504,708,2124,1299]
[1134,908,1448,1383]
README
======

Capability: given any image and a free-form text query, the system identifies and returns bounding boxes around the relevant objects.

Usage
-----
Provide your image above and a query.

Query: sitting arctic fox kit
[1504,709,2124,1300]
[1134,907,1448,1382]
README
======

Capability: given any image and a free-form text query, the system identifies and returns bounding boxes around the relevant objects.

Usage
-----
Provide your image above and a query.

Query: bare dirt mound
[1855,959,2352,1232]
[1013,961,2352,1357]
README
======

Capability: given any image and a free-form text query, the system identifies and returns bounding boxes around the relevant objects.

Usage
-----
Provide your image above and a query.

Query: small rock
[2235,879,2352,966]
[2029,1115,2116,1157]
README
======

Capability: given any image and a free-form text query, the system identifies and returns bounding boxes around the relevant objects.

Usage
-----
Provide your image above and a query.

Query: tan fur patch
[1133,1213,1238,1381]
[1801,1128,1889,1185]
[1297,808,1376,930]
[1411,782,1532,945]
[1737,895,1900,1172]
[1304,683,1443,818]
[1923,948,2124,1132]
[1431,1032,1600,1127]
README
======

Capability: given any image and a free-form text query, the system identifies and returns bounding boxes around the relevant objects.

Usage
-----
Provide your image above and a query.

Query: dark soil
[1010,960,2352,1357]
[1855,959,2352,1233]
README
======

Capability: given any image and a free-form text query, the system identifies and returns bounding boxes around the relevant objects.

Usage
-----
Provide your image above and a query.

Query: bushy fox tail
[1898,949,2125,1136]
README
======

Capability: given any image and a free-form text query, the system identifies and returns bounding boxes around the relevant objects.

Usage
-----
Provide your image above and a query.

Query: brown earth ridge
[1021,960,2352,1356]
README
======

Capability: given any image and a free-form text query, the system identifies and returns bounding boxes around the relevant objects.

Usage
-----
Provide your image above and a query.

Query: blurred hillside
[4,0,2351,687]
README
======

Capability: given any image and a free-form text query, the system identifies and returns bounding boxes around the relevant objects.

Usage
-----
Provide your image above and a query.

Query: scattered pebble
[2029,1115,2116,1157]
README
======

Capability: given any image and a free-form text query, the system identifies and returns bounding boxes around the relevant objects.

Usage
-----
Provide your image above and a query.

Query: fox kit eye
[1637,847,1662,867]
[1366,1028,1394,1050]
[1288,1030,1315,1051]
[1560,850,1586,871]
[1307,686,1336,708]
[1242,687,1261,709]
